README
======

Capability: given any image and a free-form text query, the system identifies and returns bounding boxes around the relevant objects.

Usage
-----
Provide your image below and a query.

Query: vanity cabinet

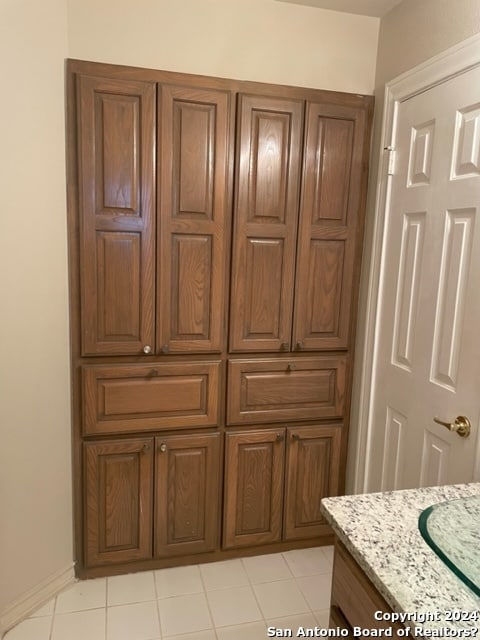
[330,540,405,635]
[223,425,342,549]
[67,59,373,576]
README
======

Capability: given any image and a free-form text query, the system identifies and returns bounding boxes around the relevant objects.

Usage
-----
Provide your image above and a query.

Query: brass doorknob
[143,345,152,354]
[433,415,471,438]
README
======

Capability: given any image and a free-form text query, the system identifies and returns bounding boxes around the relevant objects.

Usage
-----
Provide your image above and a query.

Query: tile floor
[5,546,333,640]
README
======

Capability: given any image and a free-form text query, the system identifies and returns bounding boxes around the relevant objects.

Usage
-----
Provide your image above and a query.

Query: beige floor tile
[253,579,309,619]
[107,601,160,640]
[164,631,217,640]
[242,552,292,584]
[216,620,268,639]
[206,585,262,627]
[296,574,332,611]
[200,559,249,591]
[158,592,212,637]
[155,564,204,598]
[107,571,156,606]
[51,608,106,640]
[266,611,318,636]
[283,546,333,577]
[28,598,55,617]
[55,578,106,613]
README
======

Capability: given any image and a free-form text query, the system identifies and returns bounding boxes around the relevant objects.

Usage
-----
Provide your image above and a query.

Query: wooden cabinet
[67,59,373,576]
[155,432,220,557]
[85,433,220,567]
[157,85,232,354]
[330,540,405,635]
[223,425,341,549]
[84,438,154,567]
[229,95,368,353]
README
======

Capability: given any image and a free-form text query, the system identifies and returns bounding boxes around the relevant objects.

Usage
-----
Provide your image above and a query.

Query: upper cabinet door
[229,95,304,353]
[77,75,156,356]
[157,85,232,354]
[293,102,367,351]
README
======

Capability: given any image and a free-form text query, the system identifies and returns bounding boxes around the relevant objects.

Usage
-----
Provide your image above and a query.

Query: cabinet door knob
[295,341,303,350]
[287,363,296,371]
[161,344,169,353]
[280,342,289,351]
[143,345,152,354]
[291,433,300,440]
[159,443,167,452]
[142,443,150,453]
[276,432,284,441]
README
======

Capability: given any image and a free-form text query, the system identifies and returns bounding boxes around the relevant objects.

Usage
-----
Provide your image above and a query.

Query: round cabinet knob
[280,342,289,351]
[159,443,167,453]
[161,344,169,353]
[143,345,152,354]
[287,363,296,372]
[296,341,303,350]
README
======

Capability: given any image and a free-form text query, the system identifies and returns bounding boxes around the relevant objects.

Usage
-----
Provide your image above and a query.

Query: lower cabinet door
[284,424,342,540]
[84,438,154,566]
[223,429,285,549]
[154,432,220,557]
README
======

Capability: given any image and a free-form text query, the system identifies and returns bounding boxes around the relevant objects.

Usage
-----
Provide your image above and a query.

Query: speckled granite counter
[321,483,480,630]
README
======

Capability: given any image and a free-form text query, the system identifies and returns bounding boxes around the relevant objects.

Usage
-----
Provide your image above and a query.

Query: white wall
[347,0,480,493]
[67,0,379,94]
[0,0,73,632]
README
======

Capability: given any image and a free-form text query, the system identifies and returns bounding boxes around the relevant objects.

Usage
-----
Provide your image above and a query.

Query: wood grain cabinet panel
[157,85,232,353]
[293,102,368,351]
[284,425,342,540]
[227,357,346,425]
[155,433,220,556]
[229,94,303,352]
[82,362,220,434]
[223,429,285,549]
[84,438,153,566]
[77,75,156,356]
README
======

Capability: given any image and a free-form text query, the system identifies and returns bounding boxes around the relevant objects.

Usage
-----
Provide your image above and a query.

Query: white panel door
[366,66,480,491]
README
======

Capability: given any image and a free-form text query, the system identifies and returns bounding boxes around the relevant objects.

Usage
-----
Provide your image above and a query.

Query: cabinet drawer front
[227,357,346,424]
[83,362,220,434]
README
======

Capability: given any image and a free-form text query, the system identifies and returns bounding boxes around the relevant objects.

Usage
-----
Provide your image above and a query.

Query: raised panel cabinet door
[223,429,285,549]
[229,95,304,352]
[77,75,156,355]
[157,85,232,354]
[293,102,368,351]
[84,438,153,567]
[284,425,342,540]
[154,432,220,557]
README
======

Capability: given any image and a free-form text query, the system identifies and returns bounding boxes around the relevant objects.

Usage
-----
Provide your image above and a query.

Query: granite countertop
[321,483,480,630]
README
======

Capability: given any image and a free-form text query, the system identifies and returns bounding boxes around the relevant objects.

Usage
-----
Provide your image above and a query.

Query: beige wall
[0,0,73,627]
[347,0,480,492]
[0,0,378,629]
[67,0,379,93]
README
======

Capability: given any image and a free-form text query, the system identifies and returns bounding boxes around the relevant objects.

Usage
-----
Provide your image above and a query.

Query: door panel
[155,433,220,556]
[84,438,153,566]
[284,425,341,540]
[158,85,231,353]
[293,103,367,351]
[223,429,285,548]
[78,75,155,355]
[229,95,303,352]
[367,66,480,491]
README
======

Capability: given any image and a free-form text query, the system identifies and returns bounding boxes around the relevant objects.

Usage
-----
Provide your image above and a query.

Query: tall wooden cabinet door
[84,438,153,566]
[293,102,368,351]
[229,95,304,352]
[223,429,285,549]
[154,433,220,557]
[284,425,341,540]
[77,75,156,355]
[157,86,232,354]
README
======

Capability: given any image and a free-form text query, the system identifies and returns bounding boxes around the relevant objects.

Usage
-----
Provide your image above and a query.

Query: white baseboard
[0,563,75,638]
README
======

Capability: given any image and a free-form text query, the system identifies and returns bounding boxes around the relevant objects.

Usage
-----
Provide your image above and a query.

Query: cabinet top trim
[66,59,374,108]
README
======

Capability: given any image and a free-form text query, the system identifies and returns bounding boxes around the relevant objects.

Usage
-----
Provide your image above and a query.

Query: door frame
[353,32,480,493]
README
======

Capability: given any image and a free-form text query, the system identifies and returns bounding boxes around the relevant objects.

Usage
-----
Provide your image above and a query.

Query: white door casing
[354,33,480,493]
